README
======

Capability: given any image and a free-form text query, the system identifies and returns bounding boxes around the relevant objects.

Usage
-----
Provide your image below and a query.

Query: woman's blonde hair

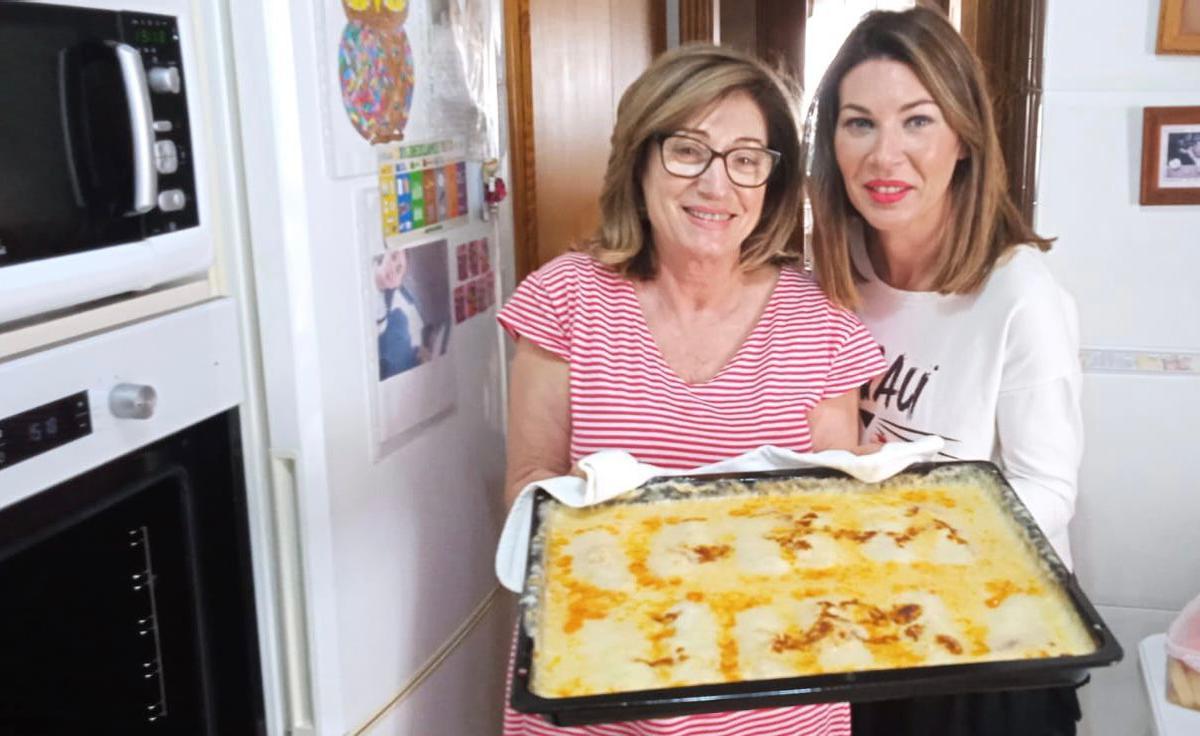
[585,44,805,279]
[808,6,1052,308]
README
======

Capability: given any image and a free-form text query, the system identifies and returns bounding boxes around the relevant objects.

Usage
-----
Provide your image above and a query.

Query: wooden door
[504,0,665,281]
[959,0,1047,221]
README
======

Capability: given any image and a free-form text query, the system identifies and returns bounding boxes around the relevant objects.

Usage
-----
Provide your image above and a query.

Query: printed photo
[372,239,452,381]
[358,189,458,459]
[1163,130,1200,182]
[474,237,490,273]
[456,241,469,280]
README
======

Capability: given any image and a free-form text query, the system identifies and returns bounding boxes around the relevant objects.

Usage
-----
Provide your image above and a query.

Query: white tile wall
[1067,372,1200,736]
[1071,374,1200,612]
[1037,93,1200,352]
[1038,3,1200,736]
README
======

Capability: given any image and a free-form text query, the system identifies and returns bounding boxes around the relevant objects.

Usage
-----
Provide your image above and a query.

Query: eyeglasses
[656,134,781,188]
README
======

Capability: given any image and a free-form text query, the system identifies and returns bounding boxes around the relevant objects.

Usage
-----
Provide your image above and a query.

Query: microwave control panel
[121,12,199,236]
[0,393,92,471]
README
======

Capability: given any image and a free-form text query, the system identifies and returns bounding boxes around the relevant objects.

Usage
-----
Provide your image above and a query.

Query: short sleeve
[823,307,887,397]
[496,256,578,361]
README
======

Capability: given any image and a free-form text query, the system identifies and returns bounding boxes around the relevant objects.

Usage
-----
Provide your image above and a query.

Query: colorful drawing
[397,173,413,232]
[443,164,459,223]
[342,0,409,26]
[410,170,426,229]
[423,169,439,224]
[338,21,415,143]
[378,167,398,234]
[376,139,469,243]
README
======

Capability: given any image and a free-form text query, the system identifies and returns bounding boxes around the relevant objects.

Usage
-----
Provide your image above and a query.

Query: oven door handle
[112,42,158,215]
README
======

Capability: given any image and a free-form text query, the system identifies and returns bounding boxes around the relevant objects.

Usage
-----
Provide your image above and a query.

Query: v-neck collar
[622,267,786,388]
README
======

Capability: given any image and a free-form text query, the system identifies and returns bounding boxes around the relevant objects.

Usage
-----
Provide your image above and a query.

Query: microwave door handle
[112,43,157,215]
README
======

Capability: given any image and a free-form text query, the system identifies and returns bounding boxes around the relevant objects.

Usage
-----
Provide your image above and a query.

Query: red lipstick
[865,180,912,205]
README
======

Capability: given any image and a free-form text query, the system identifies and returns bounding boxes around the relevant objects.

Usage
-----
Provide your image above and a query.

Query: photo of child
[372,239,451,380]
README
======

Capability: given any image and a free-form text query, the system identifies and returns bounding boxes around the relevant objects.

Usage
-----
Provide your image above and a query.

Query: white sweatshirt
[851,235,1083,568]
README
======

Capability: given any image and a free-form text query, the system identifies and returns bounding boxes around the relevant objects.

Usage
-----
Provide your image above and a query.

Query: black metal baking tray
[510,461,1122,727]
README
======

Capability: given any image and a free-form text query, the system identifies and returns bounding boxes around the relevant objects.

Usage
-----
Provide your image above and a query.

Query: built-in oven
[0,1,208,325]
[0,299,264,735]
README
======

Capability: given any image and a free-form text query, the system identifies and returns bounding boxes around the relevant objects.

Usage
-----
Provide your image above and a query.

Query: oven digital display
[0,392,91,470]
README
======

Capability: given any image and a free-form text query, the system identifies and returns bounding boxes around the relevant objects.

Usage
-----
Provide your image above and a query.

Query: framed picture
[1157,0,1200,54]
[1140,107,1200,206]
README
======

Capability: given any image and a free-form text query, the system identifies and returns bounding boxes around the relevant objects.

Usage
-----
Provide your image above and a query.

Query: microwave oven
[0,1,209,325]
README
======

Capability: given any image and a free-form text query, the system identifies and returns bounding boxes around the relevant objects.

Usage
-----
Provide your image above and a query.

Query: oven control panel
[0,392,91,471]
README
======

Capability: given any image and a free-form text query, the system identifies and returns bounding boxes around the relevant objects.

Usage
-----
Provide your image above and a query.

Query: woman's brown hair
[586,43,805,279]
[808,5,1052,308]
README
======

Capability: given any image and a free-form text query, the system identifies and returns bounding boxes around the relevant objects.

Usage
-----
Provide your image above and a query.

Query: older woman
[498,44,886,736]
[807,7,1083,736]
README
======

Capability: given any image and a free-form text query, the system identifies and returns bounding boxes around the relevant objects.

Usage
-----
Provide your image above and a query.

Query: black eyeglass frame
[654,133,782,188]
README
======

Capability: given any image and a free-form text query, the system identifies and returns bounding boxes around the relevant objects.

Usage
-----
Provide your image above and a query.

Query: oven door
[0,411,264,736]
[0,300,263,735]
[0,2,151,266]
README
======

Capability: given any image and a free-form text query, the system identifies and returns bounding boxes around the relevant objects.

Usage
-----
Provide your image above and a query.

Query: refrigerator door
[225,1,512,732]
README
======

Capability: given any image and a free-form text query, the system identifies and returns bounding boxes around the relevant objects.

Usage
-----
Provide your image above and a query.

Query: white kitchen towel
[495,435,945,592]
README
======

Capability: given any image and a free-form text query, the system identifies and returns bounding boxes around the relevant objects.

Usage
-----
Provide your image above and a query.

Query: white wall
[1036,2,1200,735]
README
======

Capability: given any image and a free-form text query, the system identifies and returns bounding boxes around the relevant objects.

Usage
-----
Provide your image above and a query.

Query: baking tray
[509,461,1123,727]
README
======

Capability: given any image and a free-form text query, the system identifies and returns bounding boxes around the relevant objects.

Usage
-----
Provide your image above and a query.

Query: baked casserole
[524,466,1096,698]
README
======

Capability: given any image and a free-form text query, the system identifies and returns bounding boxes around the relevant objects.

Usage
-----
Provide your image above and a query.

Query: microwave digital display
[133,27,173,46]
[0,392,91,470]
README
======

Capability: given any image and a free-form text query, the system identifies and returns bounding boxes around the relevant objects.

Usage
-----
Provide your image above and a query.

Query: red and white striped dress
[497,253,886,736]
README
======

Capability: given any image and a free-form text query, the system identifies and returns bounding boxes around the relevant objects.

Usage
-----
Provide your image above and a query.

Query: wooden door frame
[960,0,1047,222]
[503,0,538,283]
[503,0,666,282]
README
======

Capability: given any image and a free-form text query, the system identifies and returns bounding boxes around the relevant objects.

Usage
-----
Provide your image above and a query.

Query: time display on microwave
[0,392,91,471]
[134,27,173,46]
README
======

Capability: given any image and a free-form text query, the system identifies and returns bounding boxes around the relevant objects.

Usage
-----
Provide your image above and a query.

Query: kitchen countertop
[1139,633,1200,736]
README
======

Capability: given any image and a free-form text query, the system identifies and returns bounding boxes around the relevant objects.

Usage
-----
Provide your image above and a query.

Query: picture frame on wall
[1156,0,1200,54]
[1140,107,1200,206]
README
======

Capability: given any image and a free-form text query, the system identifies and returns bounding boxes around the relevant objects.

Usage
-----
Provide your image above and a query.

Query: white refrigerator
[200,0,517,733]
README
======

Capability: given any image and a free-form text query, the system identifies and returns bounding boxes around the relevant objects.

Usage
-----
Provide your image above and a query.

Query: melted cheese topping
[530,482,1096,698]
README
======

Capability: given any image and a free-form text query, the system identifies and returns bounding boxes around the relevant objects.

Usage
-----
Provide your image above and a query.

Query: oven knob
[157,189,187,212]
[147,66,181,94]
[109,384,157,420]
